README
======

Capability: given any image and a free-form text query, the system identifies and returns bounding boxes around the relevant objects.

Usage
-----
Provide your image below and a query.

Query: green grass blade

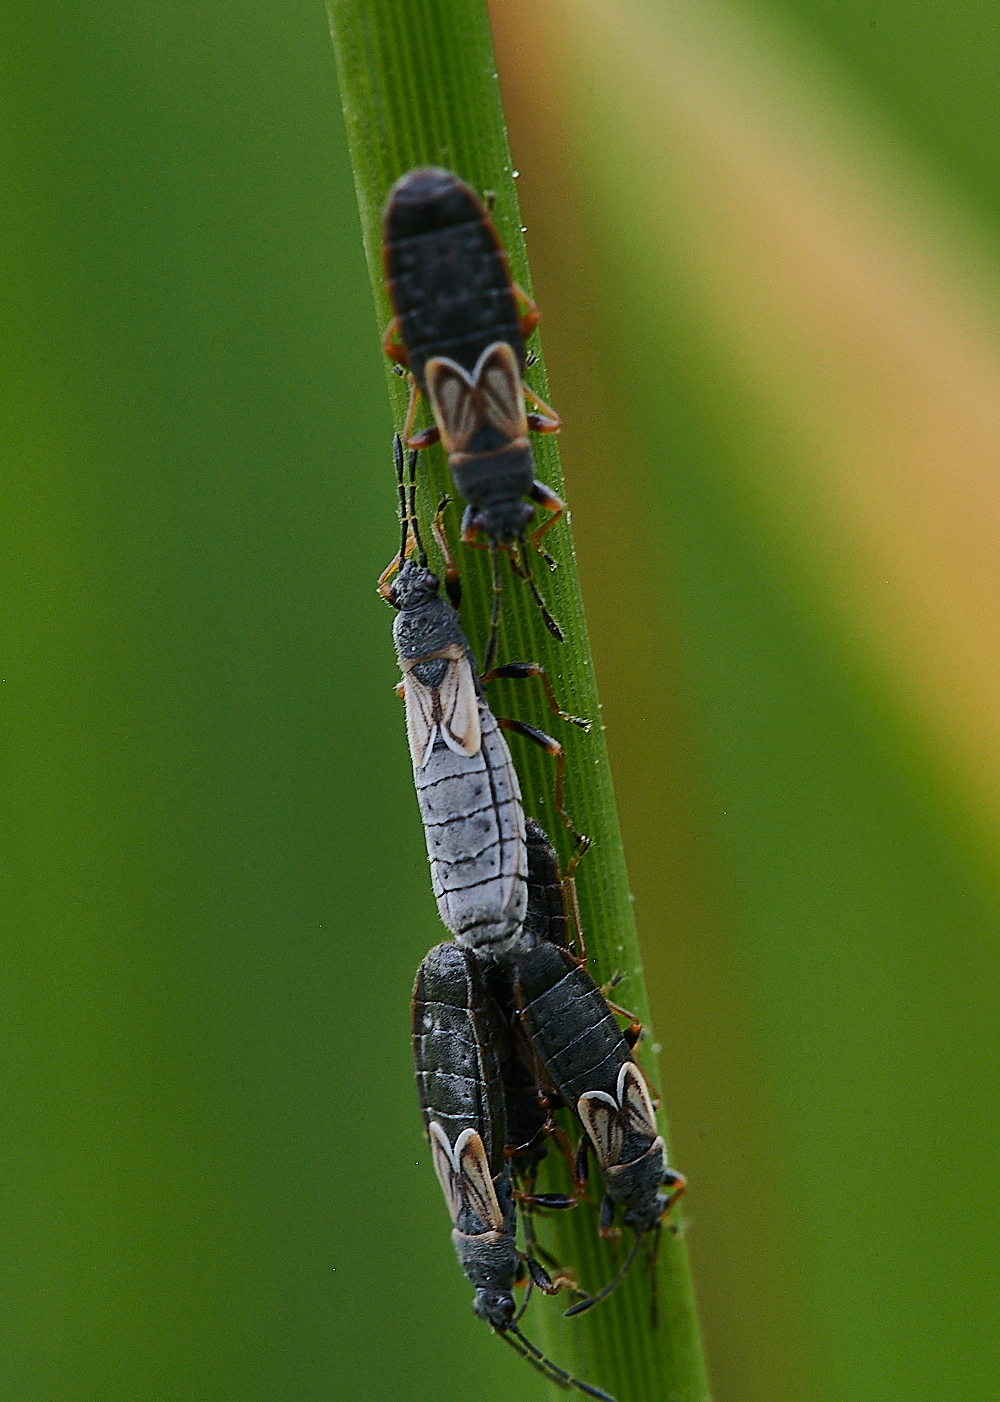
[326,4,712,1398]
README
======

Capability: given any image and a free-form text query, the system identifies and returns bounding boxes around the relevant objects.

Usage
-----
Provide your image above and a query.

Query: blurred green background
[2,2,999,1400]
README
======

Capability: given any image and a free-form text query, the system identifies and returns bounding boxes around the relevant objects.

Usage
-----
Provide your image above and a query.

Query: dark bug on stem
[500,865,687,1319]
[487,819,585,1199]
[382,166,564,670]
[380,438,589,952]
[412,941,617,1402]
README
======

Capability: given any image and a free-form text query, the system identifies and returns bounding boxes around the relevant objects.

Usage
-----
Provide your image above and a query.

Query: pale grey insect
[381,439,527,951]
[381,437,590,951]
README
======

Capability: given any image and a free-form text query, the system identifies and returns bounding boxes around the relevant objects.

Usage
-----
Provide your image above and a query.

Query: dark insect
[499,847,686,1318]
[412,940,617,1402]
[477,816,598,1309]
[382,166,564,669]
[380,437,588,951]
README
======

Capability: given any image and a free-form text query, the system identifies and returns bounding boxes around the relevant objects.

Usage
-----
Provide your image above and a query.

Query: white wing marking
[429,1121,463,1226]
[425,357,481,453]
[402,671,439,769]
[474,342,527,440]
[577,1090,624,1168]
[455,1127,505,1233]
[438,655,482,757]
[619,1062,658,1136]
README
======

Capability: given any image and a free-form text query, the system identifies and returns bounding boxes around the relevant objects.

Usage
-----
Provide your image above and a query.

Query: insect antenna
[563,1233,641,1318]
[500,1325,618,1402]
[392,433,410,571]
[403,443,428,568]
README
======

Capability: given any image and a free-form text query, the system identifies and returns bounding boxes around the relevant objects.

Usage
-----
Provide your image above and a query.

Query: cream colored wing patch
[425,357,481,454]
[429,1121,464,1226]
[455,1127,505,1233]
[437,655,482,757]
[577,1090,624,1168]
[474,342,527,441]
[402,670,439,769]
[619,1062,658,1137]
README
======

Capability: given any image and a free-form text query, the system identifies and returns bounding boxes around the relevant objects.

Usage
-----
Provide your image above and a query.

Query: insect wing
[402,670,439,769]
[425,357,481,455]
[429,1121,464,1226]
[454,1126,505,1233]
[438,655,482,757]
[577,1090,625,1168]
[474,341,527,441]
[618,1062,658,1137]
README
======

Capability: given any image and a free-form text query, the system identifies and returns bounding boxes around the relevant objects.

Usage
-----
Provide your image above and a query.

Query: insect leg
[402,378,441,451]
[526,480,565,567]
[512,282,541,340]
[482,541,504,674]
[502,1326,619,1402]
[507,537,564,640]
[564,1235,642,1319]
[497,718,591,857]
[663,1168,687,1217]
[594,980,643,1044]
[429,496,462,609]
[380,315,409,366]
[515,1121,585,1210]
[480,660,590,732]
[598,1192,619,1240]
[523,380,562,433]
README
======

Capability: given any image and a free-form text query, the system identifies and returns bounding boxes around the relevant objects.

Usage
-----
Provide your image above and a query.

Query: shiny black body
[383,168,557,552]
[505,944,678,1236]
[486,818,570,1175]
[412,940,618,1402]
[384,166,526,400]
[413,942,520,1325]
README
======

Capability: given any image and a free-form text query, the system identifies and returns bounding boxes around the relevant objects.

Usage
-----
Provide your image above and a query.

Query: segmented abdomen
[383,170,524,390]
[415,707,527,949]
[412,943,507,1174]
[513,942,630,1110]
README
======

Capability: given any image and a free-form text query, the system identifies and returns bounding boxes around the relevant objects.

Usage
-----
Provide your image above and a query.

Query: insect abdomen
[416,708,527,948]
[514,943,630,1110]
[412,943,507,1173]
[384,168,524,390]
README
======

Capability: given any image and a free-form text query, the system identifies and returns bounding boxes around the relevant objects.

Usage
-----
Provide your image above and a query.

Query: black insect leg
[497,717,591,857]
[598,1191,619,1241]
[564,1235,642,1319]
[480,660,590,732]
[482,539,504,674]
[508,536,564,638]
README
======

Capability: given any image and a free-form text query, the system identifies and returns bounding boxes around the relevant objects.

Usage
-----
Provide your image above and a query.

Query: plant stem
[326,4,712,1398]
